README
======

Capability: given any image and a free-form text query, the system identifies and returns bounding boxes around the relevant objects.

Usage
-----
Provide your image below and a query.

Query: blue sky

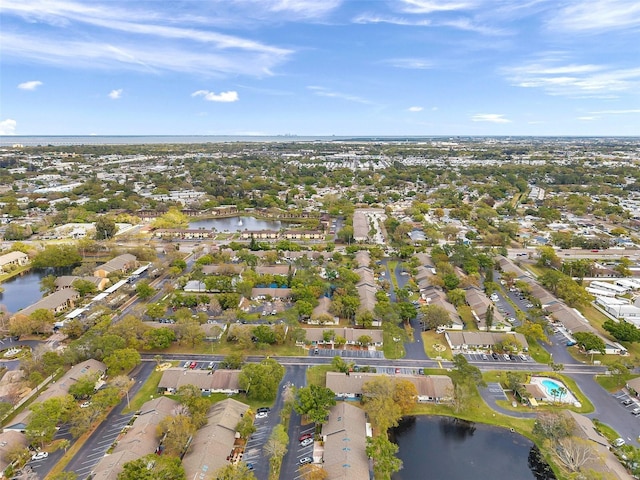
[1,0,639,136]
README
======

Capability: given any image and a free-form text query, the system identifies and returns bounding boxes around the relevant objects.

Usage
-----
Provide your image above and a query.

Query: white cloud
[307,86,372,104]
[408,106,424,112]
[589,109,640,114]
[0,0,292,77]
[263,0,343,18]
[578,116,598,120]
[18,80,43,90]
[502,56,640,97]
[399,0,475,14]
[108,89,123,99]
[0,119,17,135]
[383,58,433,69]
[471,113,511,123]
[548,0,640,33]
[192,90,239,102]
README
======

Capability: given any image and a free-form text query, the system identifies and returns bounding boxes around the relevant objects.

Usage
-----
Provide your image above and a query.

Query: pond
[390,416,555,480]
[0,269,46,314]
[189,216,282,232]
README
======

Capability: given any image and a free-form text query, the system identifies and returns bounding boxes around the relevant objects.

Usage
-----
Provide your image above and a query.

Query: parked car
[189,361,197,369]
[613,438,626,447]
[622,399,634,406]
[32,452,48,461]
[299,457,313,465]
[80,401,92,408]
[257,407,270,414]
[503,354,510,361]
[300,438,314,447]
[491,352,499,360]
[256,411,268,419]
[631,407,640,415]
[481,354,488,360]
[519,354,528,361]
[299,433,313,442]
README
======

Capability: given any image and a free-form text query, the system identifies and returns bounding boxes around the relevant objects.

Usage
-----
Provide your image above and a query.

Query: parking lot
[242,410,272,473]
[292,423,316,479]
[613,391,640,416]
[180,360,217,370]
[308,348,384,359]
[463,352,531,363]
[71,414,134,479]
[485,382,508,401]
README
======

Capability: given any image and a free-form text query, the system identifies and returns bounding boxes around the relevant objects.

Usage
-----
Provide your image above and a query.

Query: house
[319,402,370,480]
[282,230,324,240]
[302,327,383,348]
[0,251,29,272]
[309,297,338,325]
[464,287,510,331]
[182,399,250,480]
[93,254,137,278]
[626,377,640,396]
[153,229,215,239]
[202,264,244,276]
[444,331,529,352]
[255,265,293,276]
[15,288,80,318]
[55,275,110,292]
[421,286,464,330]
[240,230,279,240]
[563,410,631,480]
[251,287,292,300]
[326,372,453,403]
[7,359,107,430]
[158,369,241,395]
[90,397,180,480]
[354,250,371,268]
[0,431,28,475]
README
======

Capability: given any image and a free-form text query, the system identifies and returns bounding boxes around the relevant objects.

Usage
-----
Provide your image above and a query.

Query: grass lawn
[0,264,31,283]
[387,260,399,290]
[595,373,636,393]
[153,340,306,357]
[527,341,551,364]
[307,365,333,387]
[458,306,478,331]
[123,367,164,413]
[383,329,406,359]
[421,330,453,361]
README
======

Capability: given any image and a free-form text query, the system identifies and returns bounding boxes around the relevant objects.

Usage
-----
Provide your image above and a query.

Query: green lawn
[307,365,333,387]
[421,330,453,361]
[383,329,406,359]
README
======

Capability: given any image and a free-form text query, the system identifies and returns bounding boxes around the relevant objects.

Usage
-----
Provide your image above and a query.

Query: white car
[80,401,92,408]
[32,452,48,461]
[300,438,314,447]
[256,411,268,419]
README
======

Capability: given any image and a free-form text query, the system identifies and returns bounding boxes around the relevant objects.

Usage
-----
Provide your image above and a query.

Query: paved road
[63,361,156,479]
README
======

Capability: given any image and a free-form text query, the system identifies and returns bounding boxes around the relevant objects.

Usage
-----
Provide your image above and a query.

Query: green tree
[294,385,337,424]
[420,304,451,330]
[143,327,176,350]
[95,216,118,240]
[26,395,75,448]
[446,288,466,307]
[239,358,285,401]
[573,332,606,355]
[366,435,403,479]
[151,207,189,229]
[103,348,141,374]
[32,244,82,269]
[145,302,166,320]
[117,454,186,480]
[213,463,257,480]
[452,354,485,387]
[604,320,640,342]
[72,279,98,297]
[158,414,195,457]
[135,281,155,300]
[361,376,402,433]
[68,372,99,399]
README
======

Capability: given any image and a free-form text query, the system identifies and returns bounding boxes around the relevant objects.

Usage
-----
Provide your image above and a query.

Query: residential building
[93,254,137,278]
[15,288,80,318]
[158,369,241,395]
[301,327,383,348]
[444,331,529,352]
[182,399,250,480]
[0,251,29,272]
[90,397,180,480]
[319,402,370,480]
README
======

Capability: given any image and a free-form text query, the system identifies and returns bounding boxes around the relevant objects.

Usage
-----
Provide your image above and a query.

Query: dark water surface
[390,416,556,480]
[0,270,45,313]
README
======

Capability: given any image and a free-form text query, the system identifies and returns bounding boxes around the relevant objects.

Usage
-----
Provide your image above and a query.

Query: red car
[591,249,599,252]
[189,361,197,369]
[299,433,313,442]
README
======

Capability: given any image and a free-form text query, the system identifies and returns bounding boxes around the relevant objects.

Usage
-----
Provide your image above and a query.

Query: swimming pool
[529,376,579,405]
[541,379,567,398]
